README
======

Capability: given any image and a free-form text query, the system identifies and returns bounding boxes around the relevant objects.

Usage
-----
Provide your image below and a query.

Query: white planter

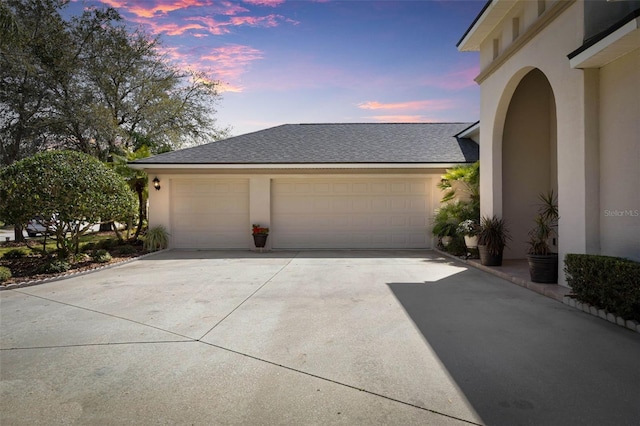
[441,236,452,247]
[464,235,478,248]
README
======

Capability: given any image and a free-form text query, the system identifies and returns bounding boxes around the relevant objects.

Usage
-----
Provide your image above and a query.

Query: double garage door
[170,178,432,249]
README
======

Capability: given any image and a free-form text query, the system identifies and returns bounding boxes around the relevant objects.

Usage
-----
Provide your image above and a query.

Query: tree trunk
[13,224,25,242]
[99,222,112,232]
[133,184,144,241]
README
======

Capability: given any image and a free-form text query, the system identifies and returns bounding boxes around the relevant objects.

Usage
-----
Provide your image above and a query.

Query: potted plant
[252,224,269,248]
[433,220,457,247]
[477,215,510,266]
[432,204,461,247]
[457,219,479,248]
[526,190,559,283]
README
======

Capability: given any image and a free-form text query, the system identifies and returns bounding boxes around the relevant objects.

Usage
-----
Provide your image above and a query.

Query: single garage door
[170,179,249,249]
[271,178,432,249]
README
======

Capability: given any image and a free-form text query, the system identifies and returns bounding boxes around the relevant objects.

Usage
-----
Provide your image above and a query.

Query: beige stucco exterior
[459,0,640,285]
[146,169,449,250]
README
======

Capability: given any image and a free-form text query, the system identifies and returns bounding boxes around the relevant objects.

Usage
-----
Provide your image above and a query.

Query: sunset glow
[71,0,483,135]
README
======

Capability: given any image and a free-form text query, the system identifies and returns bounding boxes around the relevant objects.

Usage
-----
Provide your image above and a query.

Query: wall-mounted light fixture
[153,177,161,191]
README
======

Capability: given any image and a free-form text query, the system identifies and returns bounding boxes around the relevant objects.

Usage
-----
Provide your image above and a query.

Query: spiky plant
[143,225,170,252]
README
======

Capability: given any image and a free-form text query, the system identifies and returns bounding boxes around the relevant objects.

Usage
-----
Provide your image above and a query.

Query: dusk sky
[71,0,486,136]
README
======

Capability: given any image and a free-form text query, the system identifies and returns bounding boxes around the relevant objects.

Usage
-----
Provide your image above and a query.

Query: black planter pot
[527,253,558,283]
[253,233,268,248]
[478,245,503,266]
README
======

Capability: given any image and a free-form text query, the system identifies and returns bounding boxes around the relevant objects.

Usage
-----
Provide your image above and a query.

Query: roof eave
[129,162,474,170]
[457,0,520,52]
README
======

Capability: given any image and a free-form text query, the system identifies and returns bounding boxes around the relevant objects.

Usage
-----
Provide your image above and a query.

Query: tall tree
[1,0,228,165]
[0,0,69,166]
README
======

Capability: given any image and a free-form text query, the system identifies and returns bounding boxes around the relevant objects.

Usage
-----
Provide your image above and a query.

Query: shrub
[82,242,98,252]
[97,239,116,250]
[143,225,169,252]
[433,200,478,239]
[565,254,640,322]
[3,248,27,259]
[0,150,136,257]
[70,253,91,263]
[93,249,112,263]
[115,245,137,255]
[0,266,11,282]
[41,260,71,274]
[444,234,467,256]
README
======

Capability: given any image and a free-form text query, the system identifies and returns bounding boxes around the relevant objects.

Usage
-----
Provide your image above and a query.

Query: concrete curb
[0,249,167,291]
[562,295,640,335]
[435,249,640,335]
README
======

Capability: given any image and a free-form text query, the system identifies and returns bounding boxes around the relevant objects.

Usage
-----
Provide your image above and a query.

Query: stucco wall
[599,48,640,261]
[478,1,592,285]
[146,170,448,249]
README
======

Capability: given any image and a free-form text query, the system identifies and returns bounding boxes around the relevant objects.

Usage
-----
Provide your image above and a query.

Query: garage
[271,178,432,249]
[133,123,479,250]
[170,179,249,249]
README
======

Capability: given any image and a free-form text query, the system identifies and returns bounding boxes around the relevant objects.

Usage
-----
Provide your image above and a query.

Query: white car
[25,217,53,237]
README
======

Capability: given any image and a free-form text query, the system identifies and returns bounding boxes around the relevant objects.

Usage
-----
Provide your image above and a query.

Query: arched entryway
[501,69,557,259]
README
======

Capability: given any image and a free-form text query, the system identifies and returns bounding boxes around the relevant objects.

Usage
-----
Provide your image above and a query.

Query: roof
[131,123,479,166]
[457,0,493,50]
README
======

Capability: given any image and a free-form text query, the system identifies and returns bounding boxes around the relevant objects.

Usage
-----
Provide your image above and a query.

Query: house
[457,0,640,285]
[130,123,478,250]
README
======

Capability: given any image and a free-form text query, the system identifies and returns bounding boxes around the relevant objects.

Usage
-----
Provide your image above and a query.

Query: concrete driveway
[1,250,639,425]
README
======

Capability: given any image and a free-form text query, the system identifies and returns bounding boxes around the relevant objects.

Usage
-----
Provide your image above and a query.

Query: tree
[0,0,69,167]
[1,1,228,165]
[0,150,136,256]
[111,145,152,241]
[0,1,19,43]
[437,161,479,203]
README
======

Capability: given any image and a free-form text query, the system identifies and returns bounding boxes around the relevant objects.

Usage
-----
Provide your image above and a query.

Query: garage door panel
[272,178,431,249]
[170,179,249,249]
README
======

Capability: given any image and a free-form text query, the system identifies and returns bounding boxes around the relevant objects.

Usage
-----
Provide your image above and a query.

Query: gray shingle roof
[132,123,478,165]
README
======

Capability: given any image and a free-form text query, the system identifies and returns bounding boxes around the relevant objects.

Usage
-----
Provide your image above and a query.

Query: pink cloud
[358,99,454,112]
[183,16,233,35]
[141,21,206,36]
[423,65,480,91]
[186,13,297,35]
[366,115,442,123]
[229,14,288,28]
[159,44,264,93]
[98,0,247,18]
[242,0,286,6]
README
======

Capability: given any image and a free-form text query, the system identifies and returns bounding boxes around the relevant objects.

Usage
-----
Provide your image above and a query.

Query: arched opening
[502,69,557,259]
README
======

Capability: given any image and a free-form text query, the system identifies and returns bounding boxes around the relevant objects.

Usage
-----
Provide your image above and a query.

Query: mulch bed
[1,240,147,286]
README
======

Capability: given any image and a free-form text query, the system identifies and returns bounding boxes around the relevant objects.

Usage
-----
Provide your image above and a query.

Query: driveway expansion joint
[200,340,483,426]
[196,253,300,341]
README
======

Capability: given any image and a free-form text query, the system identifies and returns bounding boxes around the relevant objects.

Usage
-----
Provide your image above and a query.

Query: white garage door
[272,178,431,249]
[170,179,249,249]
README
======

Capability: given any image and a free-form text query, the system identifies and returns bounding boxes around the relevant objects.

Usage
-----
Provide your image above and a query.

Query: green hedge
[565,254,640,322]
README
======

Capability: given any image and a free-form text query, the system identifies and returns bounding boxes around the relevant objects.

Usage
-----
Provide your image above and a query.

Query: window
[538,0,546,16]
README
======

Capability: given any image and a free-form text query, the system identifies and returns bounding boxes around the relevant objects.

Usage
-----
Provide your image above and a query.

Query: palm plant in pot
[477,215,510,266]
[526,190,559,283]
